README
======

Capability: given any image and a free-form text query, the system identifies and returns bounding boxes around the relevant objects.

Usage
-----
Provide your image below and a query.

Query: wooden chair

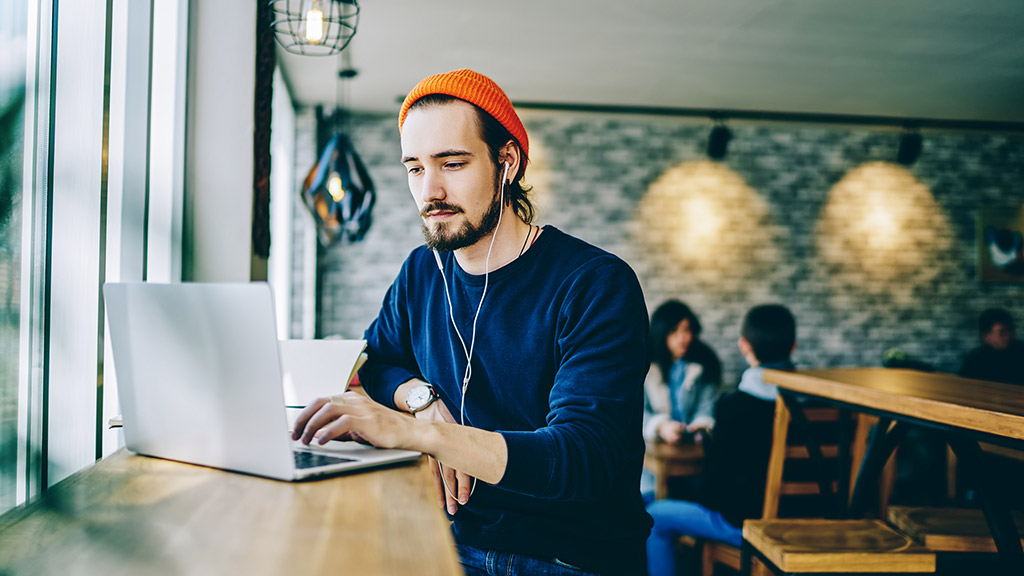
[739,397,935,575]
[887,506,1024,554]
[884,442,1024,566]
[702,401,895,576]
[743,518,934,574]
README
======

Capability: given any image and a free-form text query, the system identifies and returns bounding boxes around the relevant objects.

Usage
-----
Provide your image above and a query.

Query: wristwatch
[405,384,439,413]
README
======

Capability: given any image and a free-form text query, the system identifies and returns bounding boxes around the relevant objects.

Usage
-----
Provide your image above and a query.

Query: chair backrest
[704,398,895,576]
[762,397,884,520]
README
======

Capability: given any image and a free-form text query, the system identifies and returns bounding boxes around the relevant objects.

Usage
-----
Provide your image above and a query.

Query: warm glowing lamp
[304,2,325,44]
[327,172,345,201]
[269,0,360,56]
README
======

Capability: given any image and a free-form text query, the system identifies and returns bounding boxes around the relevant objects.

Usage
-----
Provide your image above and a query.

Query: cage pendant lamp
[269,0,359,56]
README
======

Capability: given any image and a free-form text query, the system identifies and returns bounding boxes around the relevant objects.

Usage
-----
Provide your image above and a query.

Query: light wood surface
[0,449,462,576]
[762,368,1024,442]
[762,397,792,520]
[743,519,936,573]
[887,506,1024,553]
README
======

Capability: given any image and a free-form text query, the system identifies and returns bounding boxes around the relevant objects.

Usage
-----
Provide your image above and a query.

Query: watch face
[408,386,433,410]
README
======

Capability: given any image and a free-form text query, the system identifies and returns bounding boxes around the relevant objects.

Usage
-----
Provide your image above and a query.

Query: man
[959,307,1024,385]
[293,69,652,575]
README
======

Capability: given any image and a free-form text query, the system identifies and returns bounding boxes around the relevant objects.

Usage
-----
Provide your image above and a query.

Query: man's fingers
[292,397,330,440]
[441,461,459,515]
[316,413,355,444]
[428,456,445,508]
[429,456,465,514]
[299,403,342,444]
[456,470,473,505]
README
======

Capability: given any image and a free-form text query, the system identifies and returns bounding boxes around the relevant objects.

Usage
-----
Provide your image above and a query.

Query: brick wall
[291,109,1024,386]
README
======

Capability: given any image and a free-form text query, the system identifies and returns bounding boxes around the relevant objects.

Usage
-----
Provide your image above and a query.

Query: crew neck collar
[451,225,554,285]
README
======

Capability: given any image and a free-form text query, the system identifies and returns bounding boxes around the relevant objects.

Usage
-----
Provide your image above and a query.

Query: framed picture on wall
[978,208,1024,282]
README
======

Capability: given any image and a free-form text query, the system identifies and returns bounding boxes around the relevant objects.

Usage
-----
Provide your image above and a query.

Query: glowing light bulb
[327,173,345,201]
[305,2,325,44]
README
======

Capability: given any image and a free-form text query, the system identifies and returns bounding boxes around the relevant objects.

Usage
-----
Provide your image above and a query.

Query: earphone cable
[436,162,511,503]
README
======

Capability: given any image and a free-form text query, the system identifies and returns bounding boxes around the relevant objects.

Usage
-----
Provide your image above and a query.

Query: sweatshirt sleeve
[358,257,421,410]
[496,257,650,502]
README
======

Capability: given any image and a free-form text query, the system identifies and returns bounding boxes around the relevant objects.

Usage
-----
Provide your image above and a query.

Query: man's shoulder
[406,243,434,262]
[395,244,441,276]
[1009,340,1024,355]
[716,389,774,418]
[541,226,635,278]
[962,344,994,364]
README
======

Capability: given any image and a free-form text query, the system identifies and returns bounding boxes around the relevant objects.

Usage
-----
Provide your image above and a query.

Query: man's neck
[453,216,532,275]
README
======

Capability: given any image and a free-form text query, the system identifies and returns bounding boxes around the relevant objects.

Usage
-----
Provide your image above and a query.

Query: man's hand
[416,400,475,515]
[292,385,479,516]
[657,420,686,444]
[291,387,413,449]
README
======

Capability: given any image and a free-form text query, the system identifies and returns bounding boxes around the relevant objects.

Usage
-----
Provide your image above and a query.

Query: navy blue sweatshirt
[359,226,652,575]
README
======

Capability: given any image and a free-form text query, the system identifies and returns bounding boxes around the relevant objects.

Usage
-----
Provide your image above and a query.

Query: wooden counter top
[0,449,462,575]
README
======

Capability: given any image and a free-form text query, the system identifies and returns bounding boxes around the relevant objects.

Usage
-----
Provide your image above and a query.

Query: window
[1,0,189,513]
[0,0,27,515]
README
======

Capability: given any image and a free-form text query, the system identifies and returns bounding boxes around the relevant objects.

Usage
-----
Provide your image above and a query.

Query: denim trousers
[457,544,600,576]
[645,499,741,576]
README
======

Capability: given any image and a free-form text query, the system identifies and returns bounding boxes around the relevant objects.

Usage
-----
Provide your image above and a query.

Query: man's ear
[790,341,798,355]
[498,140,521,184]
[737,337,752,356]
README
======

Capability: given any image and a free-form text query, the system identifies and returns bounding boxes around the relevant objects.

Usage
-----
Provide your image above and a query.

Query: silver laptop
[103,281,420,481]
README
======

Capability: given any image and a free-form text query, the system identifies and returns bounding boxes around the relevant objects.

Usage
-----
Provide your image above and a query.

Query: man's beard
[420,183,503,252]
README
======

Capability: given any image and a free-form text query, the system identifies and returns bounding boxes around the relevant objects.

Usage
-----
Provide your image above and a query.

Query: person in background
[646,304,797,576]
[959,307,1024,386]
[293,69,651,576]
[641,300,722,500]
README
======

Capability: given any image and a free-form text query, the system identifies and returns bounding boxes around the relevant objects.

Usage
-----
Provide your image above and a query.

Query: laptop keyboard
[293,450,357,469]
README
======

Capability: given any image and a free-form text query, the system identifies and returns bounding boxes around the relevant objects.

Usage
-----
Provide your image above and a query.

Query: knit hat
[398,69,529,159]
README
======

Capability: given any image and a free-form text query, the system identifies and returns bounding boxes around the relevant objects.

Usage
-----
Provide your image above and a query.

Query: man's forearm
[410,418,508,485]
[389,378,508,484]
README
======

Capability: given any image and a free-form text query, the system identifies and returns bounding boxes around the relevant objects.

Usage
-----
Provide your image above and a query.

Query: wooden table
[644,440,704,500]
[764,367,1024,575]
[0,449,463,575]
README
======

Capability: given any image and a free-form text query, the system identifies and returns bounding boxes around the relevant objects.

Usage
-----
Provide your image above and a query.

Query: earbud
[501,162,510,191]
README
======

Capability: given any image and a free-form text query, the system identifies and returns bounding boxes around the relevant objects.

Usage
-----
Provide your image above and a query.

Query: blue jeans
[645,500,741,576]
[457,544,599,576]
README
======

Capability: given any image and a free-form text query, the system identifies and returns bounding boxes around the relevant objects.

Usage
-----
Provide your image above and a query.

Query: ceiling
[276,1,1024,125]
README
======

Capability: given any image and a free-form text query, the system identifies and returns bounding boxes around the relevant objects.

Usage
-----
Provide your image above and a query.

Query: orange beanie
[398,69,529,159]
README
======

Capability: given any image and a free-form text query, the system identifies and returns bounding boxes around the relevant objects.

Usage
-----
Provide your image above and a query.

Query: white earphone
[431,161,510,501]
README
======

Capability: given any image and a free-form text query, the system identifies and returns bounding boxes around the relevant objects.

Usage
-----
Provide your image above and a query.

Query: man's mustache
[420,201,464,219]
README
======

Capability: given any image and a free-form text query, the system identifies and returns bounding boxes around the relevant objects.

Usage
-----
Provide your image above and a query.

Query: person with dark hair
[646,304,796,576]
[959,307,1024,386]
[293,69,651,576]
[641,301,722,499]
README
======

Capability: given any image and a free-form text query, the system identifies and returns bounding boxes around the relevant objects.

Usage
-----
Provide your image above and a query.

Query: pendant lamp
[301,132,376,245]
[269,0,359,56]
